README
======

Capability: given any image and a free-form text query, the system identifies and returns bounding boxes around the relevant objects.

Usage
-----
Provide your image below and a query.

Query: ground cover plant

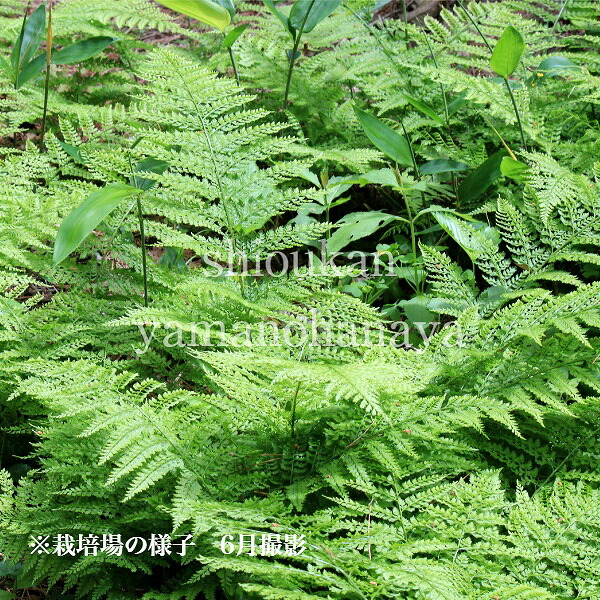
[0,0,599,598]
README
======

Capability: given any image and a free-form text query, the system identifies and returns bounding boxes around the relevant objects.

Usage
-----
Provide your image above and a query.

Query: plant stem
[457,2,527,149]
[393,167,419,295]
[290,382,300,439]
[290,341,308,440]
[423,36,460,204]
[283,36,302,108]
[40,64,51,152]
[401,0,408,43]
[423,36,449,127]
[344,3,404,77]
[223,32,241,86]
[14,3,30,89]
[283,0,316,109]
[504,78,527,149]
[227,45,241,86]
[136,194,149,307]
[551,0,569,30]
[39,2,52,153]
[456,0,493,52]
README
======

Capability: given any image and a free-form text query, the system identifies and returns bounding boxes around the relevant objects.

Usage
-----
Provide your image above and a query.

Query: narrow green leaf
[53,183,137,265]
[529,56,580,85]
[340,168,399,188]
[327,211,396,253]
[447,92,467,115]
[538,55,578,73]
[420,159,468,175]
[155,0,231,30]
[11,4,46,73]
[212,0,235,18]
[457,150,507,202]
[500,156,529,181]
[353,106,412,167]
[15,53,45,88]
[223,23,249,48]
[131,157,170,191]
[399,296,438,325]
[262,0,291,34]
[51,36,118,65]
[289,0,342,34]
[490,25,525,78]
[159,247,188,272]
[432,212,499,262]
[57,140,85,164]
[402,94,445,125]
[0,559,22,578]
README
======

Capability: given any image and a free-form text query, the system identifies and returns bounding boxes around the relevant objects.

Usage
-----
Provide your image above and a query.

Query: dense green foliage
[0,0,599,598]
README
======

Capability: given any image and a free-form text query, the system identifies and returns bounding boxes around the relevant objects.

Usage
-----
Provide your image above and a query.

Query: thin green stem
[456,0,493,53]
[283,0,316,110]
[290,382,300,439]
[504,78,527,149]
[39,2,52,153]
[14,3,30,89]
[227,45,241,86]
[423,36,449,128]
[551,0,569,30]
[136,194,149,308]
[423,36,460,204]
[290,341,308,441]
[401,0,408,42]
[393,167,419,295]
[344,3,404,76]
[39,63,51,153]
[457,2,527,149]
[283,34,302,107]
[128,150,149,307]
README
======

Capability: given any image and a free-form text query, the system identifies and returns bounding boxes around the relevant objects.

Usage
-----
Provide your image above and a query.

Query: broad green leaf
[212,0,236,18]
[354,106,412,167]
[490,25,525,78]
[340,168,399,188]
[447,92,467,115]
[52,36,118,65]
[297,168,321,186]
[289,0,342,34]
[0,591,15,600]
[399,296,437,326]
[402,94,445,125]
[529,56,580,84]
[159,247,188,272]
[131,157,170,191]
[53,183,137,265]
[262,0,291,34]
[537,55,578,74]
[327,211,396,253]
[491,76,523,90]
[420,159,468,175]
[58,140,86,164]
[457,150,507,202]
[0,559,22,578]
[11,4,45,74]
[432,212,499,261]
[15,52,45,88]
[500,156,529,181]
[478,285,508,311]
[223,23,249,48]
[155,0,231,30]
